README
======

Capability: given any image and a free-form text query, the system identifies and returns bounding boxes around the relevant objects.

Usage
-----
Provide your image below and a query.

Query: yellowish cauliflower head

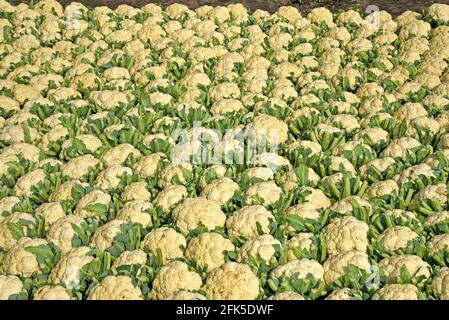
[88,275,143,300]
[151,261,202,300]
[185,232,235,271]
[202,262,260,300]
[172,197,226,233]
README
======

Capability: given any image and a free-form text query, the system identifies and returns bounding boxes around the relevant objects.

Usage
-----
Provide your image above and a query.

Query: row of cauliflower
[2,0,449,300]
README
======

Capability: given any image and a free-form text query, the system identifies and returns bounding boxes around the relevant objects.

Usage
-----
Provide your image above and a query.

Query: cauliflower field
[2,0,449,301]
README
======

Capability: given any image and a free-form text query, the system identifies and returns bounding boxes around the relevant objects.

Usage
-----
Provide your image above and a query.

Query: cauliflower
[88,276,143,300]
[89,219,127,251]
[244,181,282,206]
[33,286,72,300]
[153,185,188,212]
[171,197,226,233]
[372,284,419,300]
[115,200,153,227]
[151,261,202,300]
[121,182,151,202]
[112,250,147,268]
[46,215,85,254]
[247,114,289,145]
[185,232,235,271]
[324,216,369,256]
[201,178,239,205]
[0,275,24,300]
[140,227,186,264]
[202,262,260,300]
[237,235,281,264]
[49,247,94,287]
[379,255,432,283]
[0,212,35,250]
[2,238,49,277]
[432,267,449,300]
[226,205,274,241]
[95,165,133,191]
[267,292,305,300]
[270,259,324,283]
[377,226,419,253]
[323,250,371,285]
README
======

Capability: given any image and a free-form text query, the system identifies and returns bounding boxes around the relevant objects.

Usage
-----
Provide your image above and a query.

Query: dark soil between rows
[9,0,449,17]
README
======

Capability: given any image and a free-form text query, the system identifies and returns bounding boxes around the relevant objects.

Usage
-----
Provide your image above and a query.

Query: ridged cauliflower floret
[90,219,127,251]
[330,196,372,215]
[2,238,48,277]
[202,262,260,300]
[267,291,306,300]
[0,275,23,300]
[172,197,226,233]
[61,155,101,180]
[0,212,35,250]
[325,288,360,300]
[116,200,153,227]
[244,167,274,181]
[424,211,449,227]
[372,284,419,300]
[285,233,315,260]
[33,286,71,300]
[201,178,239,204]
[323,250,371,285]
[158,163,192,190]
[49,247,94,287]
[88,275,143,300]
[410,184,447,209]
[394,103,427,123]
[396,164,435,185]
[244,181,282,206]
[279,168,320,191]
[140,227,186,263]
[379,255,431,283]
[226,205,274,241]
[270,259,324,283]
[432,267,449,300]
[0,125,40,145]
[382,138,421,159]
[153,185,188,212]
[13,169,46,196]
[324,216,369,256]
[378,226,419,252]
[299,187,332,209]
[132,153,166,179]
[0,196,20,215]
[185,232,235,271]
[210,98,244,116]
[90,91,129,110]
[49,180,89,202]
[428,3,449,23]
[237,235,281,264]
[74,190,111,218]
[95,165,133,191]
[112,250,147,268]
[39,126,69,152]
[247,114,289,145]
[165,290,207,300]
[122,182,151,202]
[427,234,449,256]
[366,180,399,199]
[285,202,321,220]
[101,144,141,168]
[151,261,202,300]
[47,215,85,254]
[60,135,103,157]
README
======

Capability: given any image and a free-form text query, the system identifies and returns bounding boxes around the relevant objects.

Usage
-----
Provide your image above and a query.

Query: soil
[9,0,449,16]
